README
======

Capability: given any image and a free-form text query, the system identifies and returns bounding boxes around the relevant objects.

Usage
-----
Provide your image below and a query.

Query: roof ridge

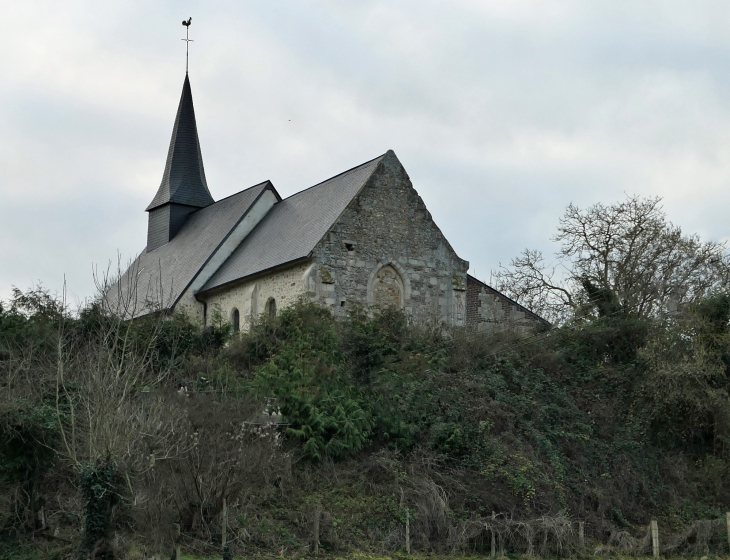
[206,180,272,206]
[279,152,386,202]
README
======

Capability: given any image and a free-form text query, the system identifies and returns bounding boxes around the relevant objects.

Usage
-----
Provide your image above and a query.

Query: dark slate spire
[146,74,214,212]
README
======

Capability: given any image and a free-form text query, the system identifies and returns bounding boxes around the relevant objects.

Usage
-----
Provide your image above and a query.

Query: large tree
[494,195,730,324]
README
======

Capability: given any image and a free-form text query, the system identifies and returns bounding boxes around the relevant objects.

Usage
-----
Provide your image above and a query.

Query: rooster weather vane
[182,17,193,73]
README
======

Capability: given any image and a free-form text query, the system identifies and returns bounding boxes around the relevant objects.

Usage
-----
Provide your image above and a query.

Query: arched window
[373,265,404,309]
[232,308,240,333]
[266,298,277,321]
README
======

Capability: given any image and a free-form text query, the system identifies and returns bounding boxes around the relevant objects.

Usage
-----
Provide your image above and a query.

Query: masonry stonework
[308,152,469,325]
[466,275,548,333]
[188,152,472,329]
[175,154,551,334]
[197,261,312,329]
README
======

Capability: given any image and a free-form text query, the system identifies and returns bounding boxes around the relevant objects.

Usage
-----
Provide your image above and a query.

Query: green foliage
[127,311,232,371]
[342,304,408,384]
[0,401,58,533]
[640,293,730,454]
[251,301,373,461]
[581,277,623,318]
[0,286,67,361]
[0,541,71,560]
[0,402,58,485]
[236,296,730,519]
[5,284,730,553]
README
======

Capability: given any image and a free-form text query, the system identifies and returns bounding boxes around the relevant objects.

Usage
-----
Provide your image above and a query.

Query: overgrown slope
[2,289,730,559]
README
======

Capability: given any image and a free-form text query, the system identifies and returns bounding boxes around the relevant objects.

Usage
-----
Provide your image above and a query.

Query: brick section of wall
[466,275,548,333]
[466,276,483,329]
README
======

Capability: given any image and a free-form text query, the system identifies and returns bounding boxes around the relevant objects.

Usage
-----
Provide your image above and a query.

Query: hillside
[2,286,730,559]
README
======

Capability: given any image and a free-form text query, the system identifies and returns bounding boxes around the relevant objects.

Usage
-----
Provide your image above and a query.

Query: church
[110,72,547,333]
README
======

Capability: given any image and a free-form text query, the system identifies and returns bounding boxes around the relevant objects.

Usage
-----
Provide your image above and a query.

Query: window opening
[232,308,240,333]
[266,298,276,321]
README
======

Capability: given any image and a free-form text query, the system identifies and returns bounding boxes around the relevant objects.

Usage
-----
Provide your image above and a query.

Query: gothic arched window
[232,308,240,333]
[373,265,404,309]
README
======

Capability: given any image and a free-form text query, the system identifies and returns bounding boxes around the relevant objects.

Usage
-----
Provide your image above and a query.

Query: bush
[4,286,730,556]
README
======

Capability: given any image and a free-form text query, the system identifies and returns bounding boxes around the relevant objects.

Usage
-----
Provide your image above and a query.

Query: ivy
[78,460,122,555]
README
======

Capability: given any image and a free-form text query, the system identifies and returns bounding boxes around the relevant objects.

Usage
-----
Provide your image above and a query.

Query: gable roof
[199,154,385,293]
[109,182,272,318]
[146,74,214,211]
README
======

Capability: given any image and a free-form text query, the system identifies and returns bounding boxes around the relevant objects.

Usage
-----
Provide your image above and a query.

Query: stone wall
[308,151,469,325]
[195,260,313,330]
[466,274,548,333]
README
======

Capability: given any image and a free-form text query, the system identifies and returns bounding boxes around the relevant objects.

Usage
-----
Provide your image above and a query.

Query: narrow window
[232,308,240,333]
[267,298,276,321]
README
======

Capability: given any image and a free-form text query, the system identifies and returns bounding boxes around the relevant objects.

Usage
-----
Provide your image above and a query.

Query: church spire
[145,72,215,251]
[146,73,214,212]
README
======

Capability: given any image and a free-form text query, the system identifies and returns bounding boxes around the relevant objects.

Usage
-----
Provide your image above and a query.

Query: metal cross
[181,18,193,73]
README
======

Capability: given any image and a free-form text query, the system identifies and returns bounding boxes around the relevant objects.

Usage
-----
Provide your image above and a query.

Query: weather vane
[182,17,193,73]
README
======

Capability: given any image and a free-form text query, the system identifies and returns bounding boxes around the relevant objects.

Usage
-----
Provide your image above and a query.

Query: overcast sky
[2,1,730,306]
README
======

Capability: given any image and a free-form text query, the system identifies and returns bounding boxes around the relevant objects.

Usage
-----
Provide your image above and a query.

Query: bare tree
[51,269,191,557]
[494,195,730,323]
[137,396,287,548]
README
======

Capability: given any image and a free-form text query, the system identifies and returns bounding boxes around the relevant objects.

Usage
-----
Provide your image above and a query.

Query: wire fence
[154,511,730,560]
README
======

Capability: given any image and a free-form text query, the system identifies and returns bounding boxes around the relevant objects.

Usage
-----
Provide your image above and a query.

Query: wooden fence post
[173,522,181,560]
[313,505,320,556]
[405,508,411,554]
[651,520,659,559]
[500,521,505,557]
[579,521,585,552]
[491,511,496,558]
[221,498,228,549]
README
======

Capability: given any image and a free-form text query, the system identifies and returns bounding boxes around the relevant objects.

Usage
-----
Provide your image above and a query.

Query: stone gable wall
[309,151,469,325]
[466,275,547,333]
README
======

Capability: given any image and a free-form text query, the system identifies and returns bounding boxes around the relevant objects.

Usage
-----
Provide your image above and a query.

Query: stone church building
[111,74,546,332]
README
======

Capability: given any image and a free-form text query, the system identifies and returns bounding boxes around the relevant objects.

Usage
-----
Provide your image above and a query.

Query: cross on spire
[182,17,193,73]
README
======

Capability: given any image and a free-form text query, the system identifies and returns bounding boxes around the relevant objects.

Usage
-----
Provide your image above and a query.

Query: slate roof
[110,182,271,318]
[146,74,214,211]
[199,154,385,293]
